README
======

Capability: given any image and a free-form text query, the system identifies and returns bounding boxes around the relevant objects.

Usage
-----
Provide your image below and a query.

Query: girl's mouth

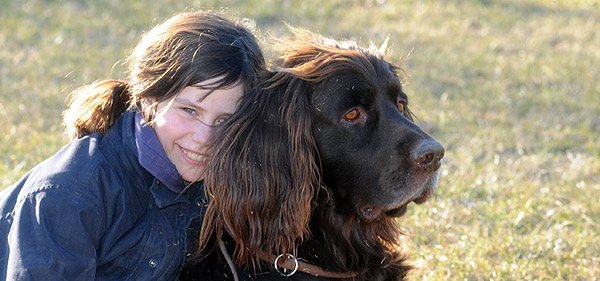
[180,146,208,164]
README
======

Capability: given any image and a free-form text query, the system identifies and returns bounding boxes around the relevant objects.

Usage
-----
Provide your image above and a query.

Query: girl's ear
[139,97,158,122]
[200,75,320,268]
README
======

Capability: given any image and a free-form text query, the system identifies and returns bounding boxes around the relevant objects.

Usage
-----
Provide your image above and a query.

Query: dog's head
[199,29,444,266]
[276,30,444,222]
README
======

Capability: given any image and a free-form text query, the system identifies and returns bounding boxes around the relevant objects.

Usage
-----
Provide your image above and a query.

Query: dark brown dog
[181,30,444,281]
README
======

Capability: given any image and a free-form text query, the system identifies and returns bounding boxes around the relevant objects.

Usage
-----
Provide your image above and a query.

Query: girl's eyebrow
[173,96,205,109]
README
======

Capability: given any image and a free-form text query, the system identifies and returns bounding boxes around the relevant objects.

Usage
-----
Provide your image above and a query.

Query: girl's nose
[191,120,214,143]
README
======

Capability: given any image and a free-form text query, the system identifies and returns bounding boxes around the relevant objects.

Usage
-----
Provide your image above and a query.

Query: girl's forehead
[195,76,225,88]
[192,77,243,91]
[175,82,243,108]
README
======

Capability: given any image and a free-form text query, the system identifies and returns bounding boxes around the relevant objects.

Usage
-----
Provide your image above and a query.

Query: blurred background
[1,0,598,279]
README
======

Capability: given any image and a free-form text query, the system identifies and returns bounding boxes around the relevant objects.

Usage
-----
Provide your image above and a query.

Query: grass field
[1,0,598,279]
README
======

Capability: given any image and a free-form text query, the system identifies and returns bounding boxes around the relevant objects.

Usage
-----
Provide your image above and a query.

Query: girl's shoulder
[7,135,123,202]
[4,111,148,209]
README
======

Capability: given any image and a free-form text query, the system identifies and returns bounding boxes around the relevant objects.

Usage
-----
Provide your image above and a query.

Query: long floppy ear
[199,73,321,267]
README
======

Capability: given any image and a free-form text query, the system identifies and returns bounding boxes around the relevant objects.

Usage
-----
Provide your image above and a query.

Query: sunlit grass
[1,0,598,279]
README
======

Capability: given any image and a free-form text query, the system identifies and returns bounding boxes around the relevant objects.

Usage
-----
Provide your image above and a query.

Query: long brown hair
[63,10,266,138]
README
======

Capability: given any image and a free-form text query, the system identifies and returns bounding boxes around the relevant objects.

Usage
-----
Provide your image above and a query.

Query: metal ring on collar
[274,253,299,277]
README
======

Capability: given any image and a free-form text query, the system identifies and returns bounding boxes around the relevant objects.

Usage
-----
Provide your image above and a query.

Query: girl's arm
[5,185,103,280]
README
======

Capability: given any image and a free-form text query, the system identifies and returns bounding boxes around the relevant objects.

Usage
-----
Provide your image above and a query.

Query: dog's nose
[411,139,444,172]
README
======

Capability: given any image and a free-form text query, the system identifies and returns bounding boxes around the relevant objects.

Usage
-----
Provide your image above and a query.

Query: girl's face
[151,77,243,182]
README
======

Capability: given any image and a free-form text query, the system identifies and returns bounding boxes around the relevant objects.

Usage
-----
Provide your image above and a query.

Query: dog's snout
[411,139,444,172]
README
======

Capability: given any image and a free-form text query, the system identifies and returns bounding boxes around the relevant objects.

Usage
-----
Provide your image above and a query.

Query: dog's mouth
[359,203,410,222]
[358,184,435,222]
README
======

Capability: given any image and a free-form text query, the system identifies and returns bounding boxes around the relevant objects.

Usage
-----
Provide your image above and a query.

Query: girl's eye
[397,99,406,112]
[343,108,360,121]
[214,116,229,126]
[183,107,196,115]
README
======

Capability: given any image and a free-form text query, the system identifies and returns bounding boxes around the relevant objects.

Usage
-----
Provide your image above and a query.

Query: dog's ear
[199,74,320,267]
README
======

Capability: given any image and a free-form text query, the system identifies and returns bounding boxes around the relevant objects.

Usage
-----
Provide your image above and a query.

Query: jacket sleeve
[6,185,104,280]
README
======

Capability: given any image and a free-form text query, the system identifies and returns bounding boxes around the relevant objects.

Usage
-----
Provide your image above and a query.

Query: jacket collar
[134,111,187,193]
[149,179,206,209]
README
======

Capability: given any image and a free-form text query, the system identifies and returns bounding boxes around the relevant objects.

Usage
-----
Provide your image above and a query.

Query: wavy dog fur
[193,30,430,280]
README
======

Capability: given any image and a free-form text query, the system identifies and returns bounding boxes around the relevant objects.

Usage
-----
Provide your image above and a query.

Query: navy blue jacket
[0,110,206,280]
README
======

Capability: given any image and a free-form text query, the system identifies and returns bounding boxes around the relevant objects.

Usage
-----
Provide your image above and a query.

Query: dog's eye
[397,99,406,113]
[344,108,360,121]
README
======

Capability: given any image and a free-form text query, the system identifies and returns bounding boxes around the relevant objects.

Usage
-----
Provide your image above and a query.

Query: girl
[0,10,265,280]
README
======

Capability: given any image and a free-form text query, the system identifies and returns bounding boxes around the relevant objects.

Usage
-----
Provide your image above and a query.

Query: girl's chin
[176,165,206,182]
[181,171,205,182]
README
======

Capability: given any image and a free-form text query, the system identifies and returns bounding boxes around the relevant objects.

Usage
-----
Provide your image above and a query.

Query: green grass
[1,0,598,279]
